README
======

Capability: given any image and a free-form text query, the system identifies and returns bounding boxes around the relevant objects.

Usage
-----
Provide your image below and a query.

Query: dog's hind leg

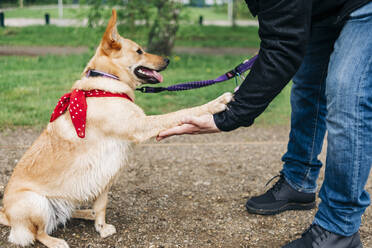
[6,191,42,246]
[6,192,43,246]
[36,231,69,248]
[6,191,70,247]
[93,187,116,238]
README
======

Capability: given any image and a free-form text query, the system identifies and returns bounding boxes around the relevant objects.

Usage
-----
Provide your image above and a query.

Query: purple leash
[136,55,258,93]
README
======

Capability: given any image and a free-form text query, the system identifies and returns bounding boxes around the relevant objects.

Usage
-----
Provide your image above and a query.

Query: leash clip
[136,87,147,93]
[136,86,165,93]
[226,62,245,79]
[225,68,238,79]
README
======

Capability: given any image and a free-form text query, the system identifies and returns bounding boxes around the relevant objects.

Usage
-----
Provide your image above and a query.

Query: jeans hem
[313,217,359,237]
[282,172,318,194]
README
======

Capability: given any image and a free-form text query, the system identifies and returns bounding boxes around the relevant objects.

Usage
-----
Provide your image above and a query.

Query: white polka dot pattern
[50,89,133,138]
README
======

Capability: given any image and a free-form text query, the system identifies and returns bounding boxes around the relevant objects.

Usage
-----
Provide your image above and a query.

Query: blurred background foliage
[0,1,292,128]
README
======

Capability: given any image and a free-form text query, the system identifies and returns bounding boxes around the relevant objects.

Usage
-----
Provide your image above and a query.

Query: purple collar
[86,69,120,81]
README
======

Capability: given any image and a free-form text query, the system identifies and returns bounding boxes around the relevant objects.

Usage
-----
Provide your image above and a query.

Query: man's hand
[156,114,220,141]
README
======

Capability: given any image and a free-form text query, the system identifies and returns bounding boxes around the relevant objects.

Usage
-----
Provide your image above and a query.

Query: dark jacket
[213,0,372,131]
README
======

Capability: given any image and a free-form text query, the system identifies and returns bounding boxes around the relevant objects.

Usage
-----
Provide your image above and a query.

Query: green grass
[0,26,104,48]
[176,25,259,48]
[3,6,90,19]
[0,53,290,128]
[0,25,259,48]
[184,7,230,21]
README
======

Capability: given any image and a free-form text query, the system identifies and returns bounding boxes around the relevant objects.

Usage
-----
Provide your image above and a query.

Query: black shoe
[245,175,316,215]
[282,224,363,248]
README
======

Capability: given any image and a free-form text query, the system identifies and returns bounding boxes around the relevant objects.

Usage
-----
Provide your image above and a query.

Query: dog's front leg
[93,187,116,238]
[71,209,96,220]
[131,92,233,142]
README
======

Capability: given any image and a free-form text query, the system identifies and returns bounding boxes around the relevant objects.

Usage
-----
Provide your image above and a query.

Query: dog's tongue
[143,68,163,82]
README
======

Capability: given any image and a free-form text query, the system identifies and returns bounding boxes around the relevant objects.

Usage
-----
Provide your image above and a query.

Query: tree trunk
[232,0,238,27]
[147,0,181,56]
[19,0,24,8]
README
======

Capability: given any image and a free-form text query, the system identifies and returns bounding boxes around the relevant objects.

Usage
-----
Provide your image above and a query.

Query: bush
[83,0,183,56]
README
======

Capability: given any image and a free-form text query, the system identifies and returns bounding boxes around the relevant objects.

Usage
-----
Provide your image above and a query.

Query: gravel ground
[0,126,371,248]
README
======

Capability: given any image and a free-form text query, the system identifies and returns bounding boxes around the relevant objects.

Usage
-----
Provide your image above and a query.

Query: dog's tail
[0,207,10,226]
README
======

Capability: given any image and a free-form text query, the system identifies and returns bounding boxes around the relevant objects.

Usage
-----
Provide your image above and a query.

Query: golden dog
[0,9,232,248]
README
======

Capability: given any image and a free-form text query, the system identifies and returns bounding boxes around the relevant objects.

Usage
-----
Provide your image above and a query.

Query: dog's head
[84,9,169,89]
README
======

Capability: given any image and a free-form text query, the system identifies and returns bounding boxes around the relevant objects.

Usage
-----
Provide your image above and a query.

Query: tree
[147,0,182,56]
[118,0,152,30]
[85,0,182,56]
[232,0,238,27]
[228,0,238,27]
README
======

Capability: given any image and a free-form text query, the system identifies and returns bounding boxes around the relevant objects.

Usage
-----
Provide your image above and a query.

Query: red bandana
[50,89,133,138]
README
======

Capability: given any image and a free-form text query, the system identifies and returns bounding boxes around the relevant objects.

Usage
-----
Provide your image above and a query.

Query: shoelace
[265,175,285,193]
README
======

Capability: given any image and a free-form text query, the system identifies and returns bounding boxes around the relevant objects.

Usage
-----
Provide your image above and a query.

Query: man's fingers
[156,115,217,141]
[181,116,200,126]
[158,126,185,138]
[158,124,196,138]
[156,125,191,141]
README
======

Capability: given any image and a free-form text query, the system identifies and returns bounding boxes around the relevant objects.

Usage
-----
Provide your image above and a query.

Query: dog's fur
[0,10,232,248]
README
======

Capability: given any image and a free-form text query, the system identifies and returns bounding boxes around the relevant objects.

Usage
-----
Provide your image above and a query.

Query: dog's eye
[136,49,143,55]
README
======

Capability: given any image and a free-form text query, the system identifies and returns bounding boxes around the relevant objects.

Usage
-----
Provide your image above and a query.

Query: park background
[0,1,371,247]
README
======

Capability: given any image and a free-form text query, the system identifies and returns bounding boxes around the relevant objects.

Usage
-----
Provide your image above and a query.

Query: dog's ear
[101,9,122,54]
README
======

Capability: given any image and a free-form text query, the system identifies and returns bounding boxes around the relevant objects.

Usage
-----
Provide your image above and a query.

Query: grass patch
[3,6,90,19]
[0,25,259,48]
[184,7,232,21]
[0,53,290,128]
[0,26,104,48]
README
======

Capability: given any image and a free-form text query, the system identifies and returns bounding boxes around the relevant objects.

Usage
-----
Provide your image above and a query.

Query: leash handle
[136,54,258,93]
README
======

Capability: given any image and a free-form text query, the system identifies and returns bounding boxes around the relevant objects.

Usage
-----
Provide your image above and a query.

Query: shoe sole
[246,201,316,215]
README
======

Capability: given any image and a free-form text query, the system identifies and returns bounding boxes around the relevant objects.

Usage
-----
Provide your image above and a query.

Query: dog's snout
[164,58,170,65]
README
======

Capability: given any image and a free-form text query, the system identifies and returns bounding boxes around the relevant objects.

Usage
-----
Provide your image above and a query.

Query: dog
[0,9,232,248]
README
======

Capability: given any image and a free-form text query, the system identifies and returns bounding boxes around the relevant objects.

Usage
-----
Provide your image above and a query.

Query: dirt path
[0,45,258,56]
[0,127,371,248]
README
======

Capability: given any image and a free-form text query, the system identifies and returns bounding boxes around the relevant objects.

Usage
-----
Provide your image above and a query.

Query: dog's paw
[216,92,234,104]
[96,223,117,238]
[49,239,69,248]
[206,92,233,114]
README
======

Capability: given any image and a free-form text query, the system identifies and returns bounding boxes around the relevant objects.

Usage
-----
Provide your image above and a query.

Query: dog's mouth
[134,66,164,84]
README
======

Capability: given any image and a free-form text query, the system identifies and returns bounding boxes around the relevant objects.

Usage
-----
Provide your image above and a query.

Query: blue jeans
[281,2,372,236]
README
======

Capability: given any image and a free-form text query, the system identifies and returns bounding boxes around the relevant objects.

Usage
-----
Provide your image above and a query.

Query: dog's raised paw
[206,92,233,114]
[217,92,233,104]
[96,224,117,238]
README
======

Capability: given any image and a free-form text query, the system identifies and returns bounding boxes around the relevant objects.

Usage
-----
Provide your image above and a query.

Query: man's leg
[246,21,341,215]
[280,27,336,194]
[283,2,372,247]
[314,2,372,237]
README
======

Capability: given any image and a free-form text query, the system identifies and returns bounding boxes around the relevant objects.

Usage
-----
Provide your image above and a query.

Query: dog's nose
[164,58,170,65]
